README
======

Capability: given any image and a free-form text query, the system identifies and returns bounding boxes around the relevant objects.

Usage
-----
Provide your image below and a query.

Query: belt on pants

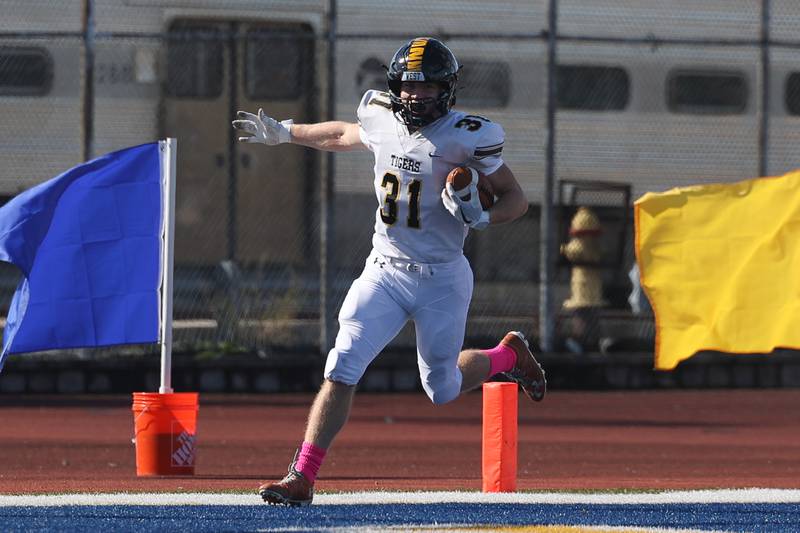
[372,253,436,277]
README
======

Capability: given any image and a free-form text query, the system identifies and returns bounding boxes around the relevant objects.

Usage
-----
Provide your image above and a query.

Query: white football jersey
[356,90,505,263]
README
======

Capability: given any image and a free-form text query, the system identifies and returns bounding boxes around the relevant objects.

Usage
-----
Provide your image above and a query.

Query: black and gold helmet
[386,37,460,128]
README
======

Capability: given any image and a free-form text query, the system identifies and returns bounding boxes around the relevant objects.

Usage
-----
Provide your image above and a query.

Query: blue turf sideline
[1,491,799,532]
[2,488,799,506]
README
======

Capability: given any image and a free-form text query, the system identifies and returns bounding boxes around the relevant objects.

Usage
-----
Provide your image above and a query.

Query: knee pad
[421,369,461,405]
[323,347,365,386]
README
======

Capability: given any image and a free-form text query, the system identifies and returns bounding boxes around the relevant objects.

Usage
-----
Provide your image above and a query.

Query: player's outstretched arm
[232,108,366,152]
[483,164,528,225]
[289,121,367,152]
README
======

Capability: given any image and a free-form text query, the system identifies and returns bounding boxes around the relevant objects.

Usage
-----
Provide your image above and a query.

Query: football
[446,166,495,209]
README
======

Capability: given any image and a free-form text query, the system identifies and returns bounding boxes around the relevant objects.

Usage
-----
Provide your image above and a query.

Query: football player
[232,37,546,507]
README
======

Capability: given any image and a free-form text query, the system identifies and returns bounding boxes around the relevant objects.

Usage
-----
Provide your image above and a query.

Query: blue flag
[0,142,163,370]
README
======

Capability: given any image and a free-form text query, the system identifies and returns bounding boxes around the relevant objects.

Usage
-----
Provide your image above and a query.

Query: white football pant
[324,249,473,404]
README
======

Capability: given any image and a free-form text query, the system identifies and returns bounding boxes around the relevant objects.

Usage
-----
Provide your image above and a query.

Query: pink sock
[484,343,516,377]
[294,441,326,484]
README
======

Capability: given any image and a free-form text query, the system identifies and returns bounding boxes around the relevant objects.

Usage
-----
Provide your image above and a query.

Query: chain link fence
[1,0,799,363]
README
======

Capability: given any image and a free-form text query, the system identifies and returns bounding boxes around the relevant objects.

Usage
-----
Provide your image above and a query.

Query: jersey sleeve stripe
[474,146,503,157]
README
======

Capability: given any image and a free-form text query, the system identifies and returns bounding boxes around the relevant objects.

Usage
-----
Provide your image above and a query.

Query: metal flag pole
[159,138,177,393]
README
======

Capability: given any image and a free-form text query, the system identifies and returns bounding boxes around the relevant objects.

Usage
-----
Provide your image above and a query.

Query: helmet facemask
[388,80,454,128]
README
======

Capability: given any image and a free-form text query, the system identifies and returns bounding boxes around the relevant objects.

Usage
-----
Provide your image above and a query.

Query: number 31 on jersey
[380,172,421,229]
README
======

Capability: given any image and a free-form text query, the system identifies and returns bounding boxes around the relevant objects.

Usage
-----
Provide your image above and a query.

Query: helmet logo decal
[405,38,429,71]
[402,71,425,81]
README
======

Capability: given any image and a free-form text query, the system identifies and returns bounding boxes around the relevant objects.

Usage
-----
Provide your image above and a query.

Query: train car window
[0,47,52,96]
[456,60,510,108]
[166,25,223,99]
[556,65,629,111]
[785,72,800,115]
[246,28,312,100]
[667,71,747,114]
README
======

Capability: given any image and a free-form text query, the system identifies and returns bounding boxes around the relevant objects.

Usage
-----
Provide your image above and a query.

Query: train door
[163,21,232,264]
[235,22,316,266]
[163,20,316,266]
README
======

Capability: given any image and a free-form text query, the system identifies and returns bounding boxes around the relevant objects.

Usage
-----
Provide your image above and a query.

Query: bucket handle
[131,404,150,444]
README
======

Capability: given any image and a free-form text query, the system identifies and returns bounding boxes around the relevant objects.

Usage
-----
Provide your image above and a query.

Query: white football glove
[232,108,293,145]
[441,170,490,230]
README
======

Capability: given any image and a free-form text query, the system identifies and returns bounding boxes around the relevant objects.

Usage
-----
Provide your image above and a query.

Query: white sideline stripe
[1,489,799,507]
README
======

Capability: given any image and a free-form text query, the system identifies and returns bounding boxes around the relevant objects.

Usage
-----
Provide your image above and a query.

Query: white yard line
[0,488,799,506]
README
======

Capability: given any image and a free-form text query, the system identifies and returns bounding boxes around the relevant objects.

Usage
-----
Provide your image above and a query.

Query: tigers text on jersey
[357,89,505,263]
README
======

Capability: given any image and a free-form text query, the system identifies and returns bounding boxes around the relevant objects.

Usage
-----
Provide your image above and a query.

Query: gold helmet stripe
[405,38,429,72]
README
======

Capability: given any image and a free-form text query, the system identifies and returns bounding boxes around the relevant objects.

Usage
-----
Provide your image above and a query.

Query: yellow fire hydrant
[561,207,607,309]
[560,207,606,352]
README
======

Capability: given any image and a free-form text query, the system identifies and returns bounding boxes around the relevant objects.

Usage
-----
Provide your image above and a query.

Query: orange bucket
[132,392,199,476]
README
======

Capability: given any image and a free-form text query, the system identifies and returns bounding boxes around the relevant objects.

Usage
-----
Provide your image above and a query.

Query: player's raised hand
[232,108,293,145]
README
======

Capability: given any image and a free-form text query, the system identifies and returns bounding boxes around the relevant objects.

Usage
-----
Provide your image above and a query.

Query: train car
[2,0,800,271]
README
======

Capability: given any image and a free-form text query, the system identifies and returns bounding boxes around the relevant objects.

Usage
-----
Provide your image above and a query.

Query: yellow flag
[635,170,800,370]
